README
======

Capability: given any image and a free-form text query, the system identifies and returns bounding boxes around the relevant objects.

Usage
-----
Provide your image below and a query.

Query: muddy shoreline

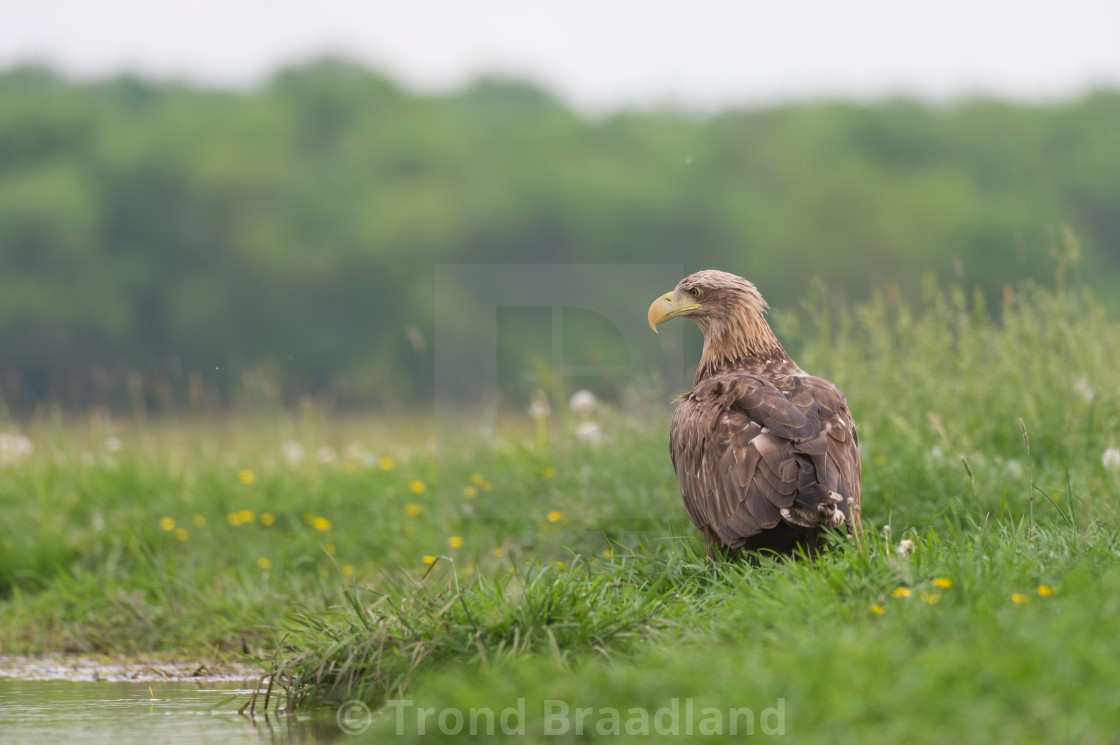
[0,654,255,683]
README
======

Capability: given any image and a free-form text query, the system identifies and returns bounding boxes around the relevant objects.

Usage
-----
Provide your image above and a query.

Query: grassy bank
[2,279,1120,742]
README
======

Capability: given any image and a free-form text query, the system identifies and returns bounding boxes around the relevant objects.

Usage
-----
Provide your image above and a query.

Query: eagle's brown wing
[670,372,860,553]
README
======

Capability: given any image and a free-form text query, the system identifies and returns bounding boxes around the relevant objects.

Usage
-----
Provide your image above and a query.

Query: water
[0,679,345,744]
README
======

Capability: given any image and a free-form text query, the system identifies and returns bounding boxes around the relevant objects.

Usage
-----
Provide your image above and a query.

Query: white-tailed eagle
[649,270,862,557]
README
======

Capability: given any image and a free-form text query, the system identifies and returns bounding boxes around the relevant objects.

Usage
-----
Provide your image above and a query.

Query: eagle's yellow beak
[648,291,700,333]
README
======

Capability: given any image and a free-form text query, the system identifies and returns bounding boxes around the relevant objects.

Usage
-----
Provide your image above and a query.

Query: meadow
[2,277,1120,743]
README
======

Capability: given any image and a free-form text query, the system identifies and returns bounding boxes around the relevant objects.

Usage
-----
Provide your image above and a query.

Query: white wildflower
[574,421,603,446]
[16,434,33,458]
[896,539,915,556]
[1004,459,1024,479]
[528,392,550,421]
[0,433,34,467]
[344,441,373,466]
[1103,448,1120,470]
[105,436,123,453]
[1074,377,1094,404]
[569,390,597,416]
[315,446,337,465]
[281,441,304,468]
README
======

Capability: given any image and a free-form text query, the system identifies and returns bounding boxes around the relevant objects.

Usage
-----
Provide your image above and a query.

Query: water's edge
[0,654,254,683]
[0,668,346,745]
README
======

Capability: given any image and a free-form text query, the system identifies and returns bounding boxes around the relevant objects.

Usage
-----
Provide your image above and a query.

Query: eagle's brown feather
[652,270,861,557]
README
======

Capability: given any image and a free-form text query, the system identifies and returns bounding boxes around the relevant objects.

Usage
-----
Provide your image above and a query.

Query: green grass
[2,278,1120,742]
[355,524,1120,744]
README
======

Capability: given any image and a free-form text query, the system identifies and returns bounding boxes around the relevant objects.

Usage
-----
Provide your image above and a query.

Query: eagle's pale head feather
[649,269,790,383]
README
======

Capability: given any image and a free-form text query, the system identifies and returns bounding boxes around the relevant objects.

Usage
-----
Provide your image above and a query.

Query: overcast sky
[3,0,1120,111]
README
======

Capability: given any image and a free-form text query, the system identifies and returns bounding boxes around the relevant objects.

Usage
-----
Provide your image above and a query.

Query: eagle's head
[648,270,768,334]
[648,269,787,381]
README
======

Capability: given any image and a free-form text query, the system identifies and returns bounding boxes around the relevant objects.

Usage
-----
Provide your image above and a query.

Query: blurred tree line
[0,59,1117,413]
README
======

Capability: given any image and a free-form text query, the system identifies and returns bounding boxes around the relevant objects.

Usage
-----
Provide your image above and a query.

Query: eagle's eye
[688,287,701,299]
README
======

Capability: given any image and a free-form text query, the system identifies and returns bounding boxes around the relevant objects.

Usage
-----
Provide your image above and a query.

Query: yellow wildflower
[448,535,464,549]
[554,561,567,569]
[409,480,426,494]
[260,512,275,527]
[237,469,255,485]
[174,528,189,542]
[1037,585,1056,597]
[257,557,271,570]
[378,456,395,471]
[342,565,354,578]
[324,543,336,555]
[227,509,255,527]
[312,516,332,532]
[542,467,555,478]
[919,592,941,605]
[933,577,952,590]
[463,486,478,499]
[159,517,176,532]
[1012,593,1030,604]
[404,504,422,517]
[470,473,485,486]
[193,514,207,528]
[891,586,912,599]
[547,511,564,523]
[602,550,612,559]
[870,604,886,615]
[493,547,505,558]
[422,555,436,565]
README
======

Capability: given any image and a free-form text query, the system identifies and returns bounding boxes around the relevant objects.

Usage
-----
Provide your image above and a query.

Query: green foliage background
[1,59,1119,411]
